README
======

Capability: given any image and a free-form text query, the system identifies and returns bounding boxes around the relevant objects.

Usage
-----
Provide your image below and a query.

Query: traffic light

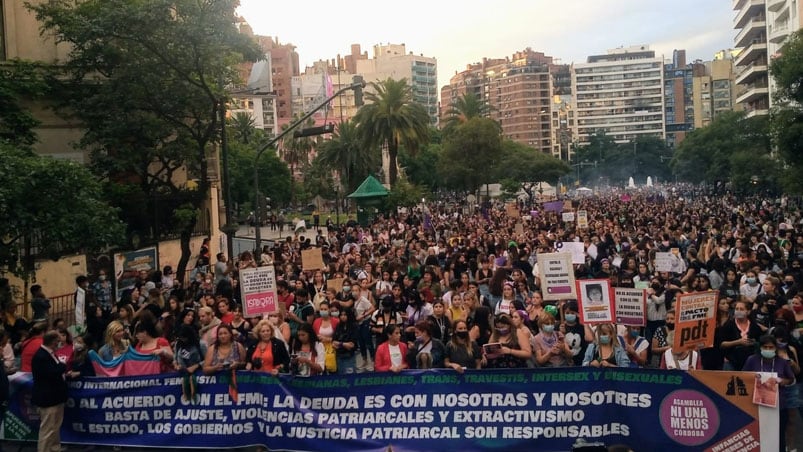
[293,123,334,138]
[353,75,364,106]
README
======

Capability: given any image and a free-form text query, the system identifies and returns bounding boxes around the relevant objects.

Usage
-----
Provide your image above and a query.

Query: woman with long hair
[583,323,630,368]
[203,323,246,375]
[173,324,203,374]
[290,323,325,376]
[483,314,531,369]
[332,308,359,374]
[445,320,481,372]
[98,321,130,361]
[470,306,493,348]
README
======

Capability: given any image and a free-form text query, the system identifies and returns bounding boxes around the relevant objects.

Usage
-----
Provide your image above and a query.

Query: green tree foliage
[399,144,441,191]
[770,30,803,194]
[496,140,570,204]
[29,0,261,281]
[385,178,426,210]
[438,117,503,192]
[573,132,670,186]
[0,145,124,277]
[302,158,336,202]
[0,60,48,148]
[442,92,490,134]
[227,141,291,220]
[354,78,430,187]
[316,120,379,193]
[671,111,770,186]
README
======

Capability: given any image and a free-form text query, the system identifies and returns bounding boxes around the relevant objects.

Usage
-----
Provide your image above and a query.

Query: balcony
[767,0,786,12]
[769,22,790,43]
[736,83,769,104]
[733,0,766,29]
[734,40,768,66]
[735,61,768,85]
[734,16,766,47]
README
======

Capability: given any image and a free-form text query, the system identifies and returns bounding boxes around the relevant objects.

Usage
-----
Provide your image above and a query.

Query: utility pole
[253,76,364,252]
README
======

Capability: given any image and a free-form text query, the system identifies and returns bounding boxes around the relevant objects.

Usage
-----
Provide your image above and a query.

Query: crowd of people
[1,183,803,448]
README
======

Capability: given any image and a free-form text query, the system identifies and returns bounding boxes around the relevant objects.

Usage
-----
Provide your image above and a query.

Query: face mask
[320,311,330,318]
[629,330,640,339]
[599,335,611,345]
[761,349,776,359]
[455,331,469,340]
[651,284,661,291]
[734,311,747,319]
[330,310,339,317]
[666,323,675,331]
[138,295,146,303]
[343,287,351,293]
[495,327,510,336]
[778,341,788,349]
[542,325,555,334]
[746,277,757,285]
[205,279,212,284]
[564,314,577,323]
[74,343,85,352]
[99,275,106,281]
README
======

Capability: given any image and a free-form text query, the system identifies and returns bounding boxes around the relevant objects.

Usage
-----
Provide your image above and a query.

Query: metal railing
[15,292,76,327]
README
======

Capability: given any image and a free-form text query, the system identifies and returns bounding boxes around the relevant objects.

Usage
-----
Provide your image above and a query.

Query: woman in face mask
[482,314,531,369]
[739,271,762,303]
[720,300,763,371]
[532,312,572,368]
[583,323,630,368]
[445,320,481,373]
[742,334,795,452]
[652,310,675,367]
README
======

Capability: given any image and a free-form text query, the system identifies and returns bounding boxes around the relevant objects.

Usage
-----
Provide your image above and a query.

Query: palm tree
[229,112,256,144]
[317,120,380,192]
[445,92,489,125]
[353,78,430,187]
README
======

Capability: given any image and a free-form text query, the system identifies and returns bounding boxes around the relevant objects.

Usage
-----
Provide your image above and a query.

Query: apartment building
[439,49,566,156]
[353,43,438,124]
[258,36,300,125]
[664,50,694,148]
[733,0,770,116]
[571,45,665,144]
[692,56,740,129]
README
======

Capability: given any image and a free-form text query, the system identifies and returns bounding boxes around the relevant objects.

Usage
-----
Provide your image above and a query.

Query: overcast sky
[237,0,735,86]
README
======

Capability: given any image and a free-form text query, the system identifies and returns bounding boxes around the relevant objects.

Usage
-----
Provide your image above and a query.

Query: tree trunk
[388,142,398,187]
[176,228,192,285]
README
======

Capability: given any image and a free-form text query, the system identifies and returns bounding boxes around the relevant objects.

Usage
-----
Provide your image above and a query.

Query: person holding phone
[532,312,572,367]
[720,300,762,371]
[203,324,245,374]
[483,314,531,368]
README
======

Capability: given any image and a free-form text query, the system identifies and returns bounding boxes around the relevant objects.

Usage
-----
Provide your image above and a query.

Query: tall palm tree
[316,120,380,192]
[353,78,430,187]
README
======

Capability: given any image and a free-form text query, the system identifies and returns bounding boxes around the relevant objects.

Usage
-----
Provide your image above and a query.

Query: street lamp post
[253,76,364,253]
[219,100,236,259]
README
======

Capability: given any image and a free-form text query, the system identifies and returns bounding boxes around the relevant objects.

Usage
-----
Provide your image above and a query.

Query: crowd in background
[1,185,803,406]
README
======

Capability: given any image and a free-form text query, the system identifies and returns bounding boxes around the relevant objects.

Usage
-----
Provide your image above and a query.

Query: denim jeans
[336,354,357,375]
[358,320,375,359]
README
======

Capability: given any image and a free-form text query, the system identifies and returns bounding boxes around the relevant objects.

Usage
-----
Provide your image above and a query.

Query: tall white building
[571,45,665,144]
[356,43,438,124]
[733,0,770,116]
[766,0,802,105]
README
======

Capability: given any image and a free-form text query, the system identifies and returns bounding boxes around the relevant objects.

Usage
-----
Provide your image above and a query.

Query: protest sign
[577,210,588,229]
[556,242,585,264]
[577,279,614,324]
[239,266,278,317]
[538,253,576,301]
[654,252,673,273]
[613,288,646,326]
[673,291,718,352]
[301,248,325,271]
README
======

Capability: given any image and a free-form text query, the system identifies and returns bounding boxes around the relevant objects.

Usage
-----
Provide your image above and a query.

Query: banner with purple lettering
[2,369,775,452]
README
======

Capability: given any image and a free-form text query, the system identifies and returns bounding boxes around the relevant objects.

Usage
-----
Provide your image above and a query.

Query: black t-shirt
[563,322,588,366]
[719,319,762,371]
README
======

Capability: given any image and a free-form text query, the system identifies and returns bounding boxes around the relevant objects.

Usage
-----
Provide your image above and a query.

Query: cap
[144,281,156,291]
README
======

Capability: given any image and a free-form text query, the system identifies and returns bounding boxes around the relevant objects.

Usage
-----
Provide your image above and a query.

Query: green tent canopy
[346,175,388,226]
[347,175,389,199]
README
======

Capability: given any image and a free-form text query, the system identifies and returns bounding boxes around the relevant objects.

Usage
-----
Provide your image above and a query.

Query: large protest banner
[3,368,775,451]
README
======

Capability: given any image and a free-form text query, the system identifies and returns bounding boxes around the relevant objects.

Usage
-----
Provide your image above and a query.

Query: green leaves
[0,144,125,276]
